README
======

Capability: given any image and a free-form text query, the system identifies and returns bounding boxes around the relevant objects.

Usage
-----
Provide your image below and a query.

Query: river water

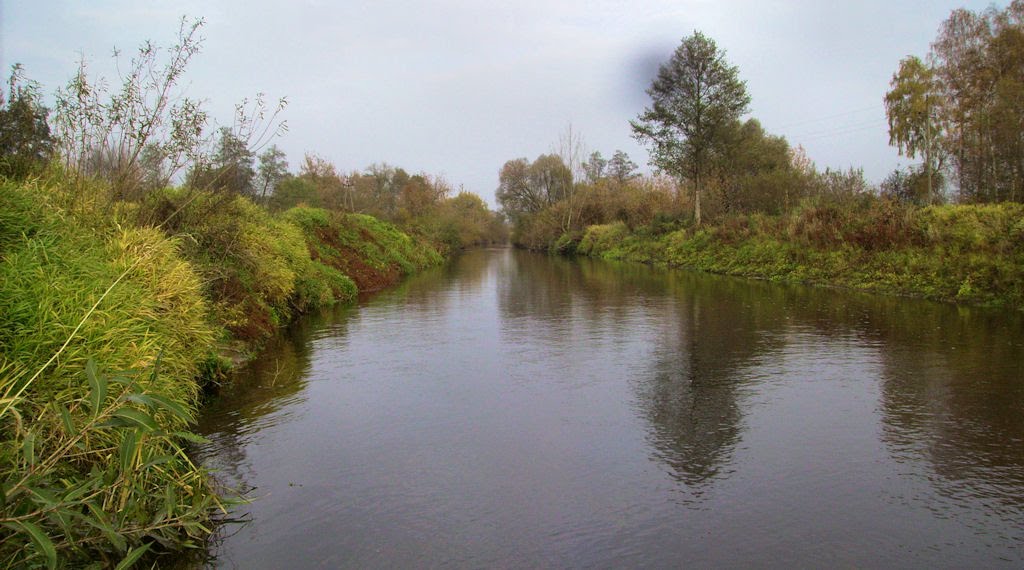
[193,247,1024,568]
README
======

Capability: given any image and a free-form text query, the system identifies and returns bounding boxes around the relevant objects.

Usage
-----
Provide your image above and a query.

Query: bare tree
[53,17,208,200]
[52,16,288,202]
[555,122,587,231]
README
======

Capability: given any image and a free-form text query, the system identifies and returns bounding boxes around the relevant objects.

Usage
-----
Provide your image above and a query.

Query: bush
[577,222,630,256]
[510,205,569,251]
[551,231,582,255]
[139,189,329,343]
[917,203,1024,254]
[567,191,1024,309]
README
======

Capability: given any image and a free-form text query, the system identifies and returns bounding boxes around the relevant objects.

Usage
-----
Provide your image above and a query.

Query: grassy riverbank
[0,174,442,567]
[574,201,1024,309]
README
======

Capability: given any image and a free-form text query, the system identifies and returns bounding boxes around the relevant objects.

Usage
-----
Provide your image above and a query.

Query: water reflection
[637,279,765,489]
[360,247,497,323]
[192,248,1024,567]
[497,255,763,490]
[871,303,1024,512]
[496,249,1024,509]
[195,305,352,491]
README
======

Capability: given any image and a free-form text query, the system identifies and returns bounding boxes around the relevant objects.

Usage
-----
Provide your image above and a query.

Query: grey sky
[1,1,1004,204]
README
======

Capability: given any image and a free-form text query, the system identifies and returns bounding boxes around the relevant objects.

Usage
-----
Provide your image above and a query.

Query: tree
[583,151,607,184]
[188,128,255,194]
[0,64,53,178]
[496,158,537,218]
[921,1,1024,202]
[53,17,208,199]
[298,154,348,210]
[931,7,992,201]
[555,123,586,230]
[607,150,639,184]
[713,119,795,214]
[987,4,1024,201]
[885,56,943,203]
[51,17,287,201]
[257,145,289,200]
[496,154,571,220]
[216,128,256,194]
[631,31,750,225]
[138,143,170,192]
[270,176,318,211]
[398,173,448,222]
[360,163,408,220]
[881,165,943,205]
[434,191,506,249]
[529,154,572,205]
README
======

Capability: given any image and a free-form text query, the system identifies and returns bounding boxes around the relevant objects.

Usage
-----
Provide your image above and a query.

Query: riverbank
[0,174,442,567]
[573,201,1024,310]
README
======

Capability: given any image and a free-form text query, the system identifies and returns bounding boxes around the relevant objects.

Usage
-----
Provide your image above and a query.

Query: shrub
[578,222,630,256]
[551,231,582,255]
[139,189,322,343]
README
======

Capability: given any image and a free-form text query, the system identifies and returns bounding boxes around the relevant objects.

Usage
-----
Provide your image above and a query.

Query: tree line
[497,32,871,249]
[496,4,1024,251]
[0,17,505,253]
[885,1,1024,204]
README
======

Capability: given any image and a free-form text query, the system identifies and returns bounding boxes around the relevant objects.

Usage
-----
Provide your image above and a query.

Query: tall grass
[134,192,443,347]
[138,190,349,345]
[1,360,222,568]
[137,191,442,348]
[1,178,220,566]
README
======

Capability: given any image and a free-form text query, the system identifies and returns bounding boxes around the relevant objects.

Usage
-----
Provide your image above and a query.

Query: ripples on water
[192,248,1024,568]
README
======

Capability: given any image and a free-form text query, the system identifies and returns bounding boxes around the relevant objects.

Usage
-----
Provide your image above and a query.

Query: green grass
[142,191,354,345]
[284,206,442,293]
[577,202,1024,309]
[135,195,442,346]
[0,180,216,408]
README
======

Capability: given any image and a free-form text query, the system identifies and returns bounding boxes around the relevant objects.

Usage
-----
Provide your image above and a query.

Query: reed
[1,178,220,567]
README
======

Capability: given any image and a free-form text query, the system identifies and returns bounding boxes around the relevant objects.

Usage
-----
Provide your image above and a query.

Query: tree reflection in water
[191,248,1024,566]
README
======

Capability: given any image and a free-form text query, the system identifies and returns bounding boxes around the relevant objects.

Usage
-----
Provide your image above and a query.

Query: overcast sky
[1,1,1005,204]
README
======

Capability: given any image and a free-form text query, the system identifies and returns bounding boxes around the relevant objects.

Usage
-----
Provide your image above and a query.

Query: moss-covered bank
[576,201,1024,309]
[0,176,442,567]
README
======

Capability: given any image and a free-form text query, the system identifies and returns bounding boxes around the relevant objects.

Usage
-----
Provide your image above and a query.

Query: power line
[797,120,890,143]
[790,117,889,139]
[772,104,884,131]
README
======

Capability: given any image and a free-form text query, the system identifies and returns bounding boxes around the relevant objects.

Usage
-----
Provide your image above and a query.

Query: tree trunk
[925,100,933,204]
[693,162,703,226]
[694,185,702,226]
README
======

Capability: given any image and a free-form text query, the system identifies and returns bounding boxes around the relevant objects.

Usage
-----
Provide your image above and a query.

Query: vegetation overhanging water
[3,3,1024,567]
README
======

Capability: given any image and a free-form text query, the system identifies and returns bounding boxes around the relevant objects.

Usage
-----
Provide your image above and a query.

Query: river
[193,247,1024,568]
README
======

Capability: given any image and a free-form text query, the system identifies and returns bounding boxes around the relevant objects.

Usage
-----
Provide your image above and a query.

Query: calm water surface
[194,248,1024,568]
